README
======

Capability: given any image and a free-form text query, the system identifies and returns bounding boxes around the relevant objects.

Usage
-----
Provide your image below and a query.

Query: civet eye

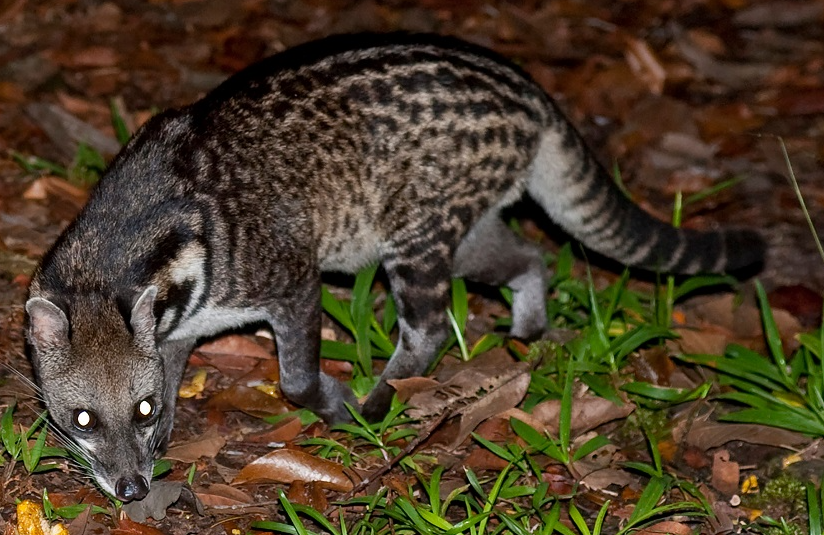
[72,409,97,431]
[134,398,155,423]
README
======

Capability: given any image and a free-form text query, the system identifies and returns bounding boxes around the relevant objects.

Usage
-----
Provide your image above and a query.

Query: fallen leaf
[112,517,168,535]
[233,449,353,491]
[686,420,808,449]
[580,467,638,491]
[768,284,823,328]
[673,25,772,89]
[673,328,731,356]
[623,36,666,95]
[205,384,291,417]
[244,416,303,443]
[164,426,227,463]
[633,520,693,535]
[195,484,254,508]
[22,176,89,209]
[528,393,635,436]
[178,368,208,398]
[405,349,530,420]
[461,447,512,471]
[733,1,824,27]
[197,334,274,361]
[388,376,440,403]
[287,480,328,510]
[447,370,530,449]
[711,450,739,495]
[24,103,120,160]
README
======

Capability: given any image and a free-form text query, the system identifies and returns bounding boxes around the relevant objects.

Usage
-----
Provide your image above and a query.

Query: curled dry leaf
[288,480,328,510]
[178,368,208,398]
[164,426,227,463]
[205,384,291,417]
[243,415,303,444]
[404,349,530,420]
[112,517,168,535]
[633,520,693,535]
[686,420,807,450]
[528,393,635,437]
[233,449,353,491]
[23,176,89,210]
[196,484,255,508]
[623,37,666,95]
[711,450,740,495]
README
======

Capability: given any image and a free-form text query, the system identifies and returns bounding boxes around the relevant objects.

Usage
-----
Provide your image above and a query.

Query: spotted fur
[26,33,764,501]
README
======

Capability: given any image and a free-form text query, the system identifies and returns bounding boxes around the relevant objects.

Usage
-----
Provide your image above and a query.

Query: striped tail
[526,117,765,275]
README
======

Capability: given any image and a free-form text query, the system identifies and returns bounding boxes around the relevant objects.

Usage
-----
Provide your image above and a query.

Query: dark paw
[360,382,395,422]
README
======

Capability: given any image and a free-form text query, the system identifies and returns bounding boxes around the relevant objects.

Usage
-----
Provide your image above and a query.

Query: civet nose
[115,474,149,501]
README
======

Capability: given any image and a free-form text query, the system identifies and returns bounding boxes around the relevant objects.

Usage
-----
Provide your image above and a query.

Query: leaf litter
[0,0,823,533]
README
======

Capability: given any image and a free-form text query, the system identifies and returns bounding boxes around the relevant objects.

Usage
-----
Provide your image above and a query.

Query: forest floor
[1,0,824,534]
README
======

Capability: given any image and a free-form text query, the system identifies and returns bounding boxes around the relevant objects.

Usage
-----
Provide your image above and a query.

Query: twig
[324,409,453,516]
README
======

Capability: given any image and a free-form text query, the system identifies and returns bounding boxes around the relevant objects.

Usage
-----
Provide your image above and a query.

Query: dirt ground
[1,0,823,533]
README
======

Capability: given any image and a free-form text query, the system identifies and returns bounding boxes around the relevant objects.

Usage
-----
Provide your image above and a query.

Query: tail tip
[722,228,767,276]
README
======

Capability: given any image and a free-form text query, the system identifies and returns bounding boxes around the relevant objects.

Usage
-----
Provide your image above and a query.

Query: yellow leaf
[741,474,759,493]
[179,369,208,398]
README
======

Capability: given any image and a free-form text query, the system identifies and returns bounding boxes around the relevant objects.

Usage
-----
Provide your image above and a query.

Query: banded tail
[527,113,765,275]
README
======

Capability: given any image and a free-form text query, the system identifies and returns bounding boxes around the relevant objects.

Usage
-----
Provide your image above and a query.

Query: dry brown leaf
[196,484,254,508]
[205,384,291,417]
[733,1,824,27]
[288,480,328,510]
[244,416,303,444]
[769,285,823,328]
[673,25,772,88]
[624,37,666,95]
[633,520,693,535]
[113,517,169,535]
[233,449,353,491]
[686,420,808,450]
[771,88,824,116]
[24,103,121,160]
[673,328,731,356]
[462,447,511,471]
[193,335,276,379]
[447,370,530,449]
[60,46,120,68]
[197,334,274,360]
[388,376,440,403]
[529,394,635,436]
[580,467,638,491]
[22,176,89,209]
[405,349,530,420]
[165,426,227,463]
[711,450,739,495]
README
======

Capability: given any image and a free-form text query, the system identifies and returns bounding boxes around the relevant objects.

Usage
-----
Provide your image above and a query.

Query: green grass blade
[627,476,666,525]
[321,287,355,332]
[319,340,359,362]
[572,434,610,462]
[673,274,737,301]
[109,98,132,145]
[808,482,822,535]
[568,503,592,535]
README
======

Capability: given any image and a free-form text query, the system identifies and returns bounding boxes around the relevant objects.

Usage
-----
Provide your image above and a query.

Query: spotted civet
[26,34,764,501]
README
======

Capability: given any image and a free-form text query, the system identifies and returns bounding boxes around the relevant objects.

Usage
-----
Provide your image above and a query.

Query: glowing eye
[135,399,155,423]
[72,409,97,431]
